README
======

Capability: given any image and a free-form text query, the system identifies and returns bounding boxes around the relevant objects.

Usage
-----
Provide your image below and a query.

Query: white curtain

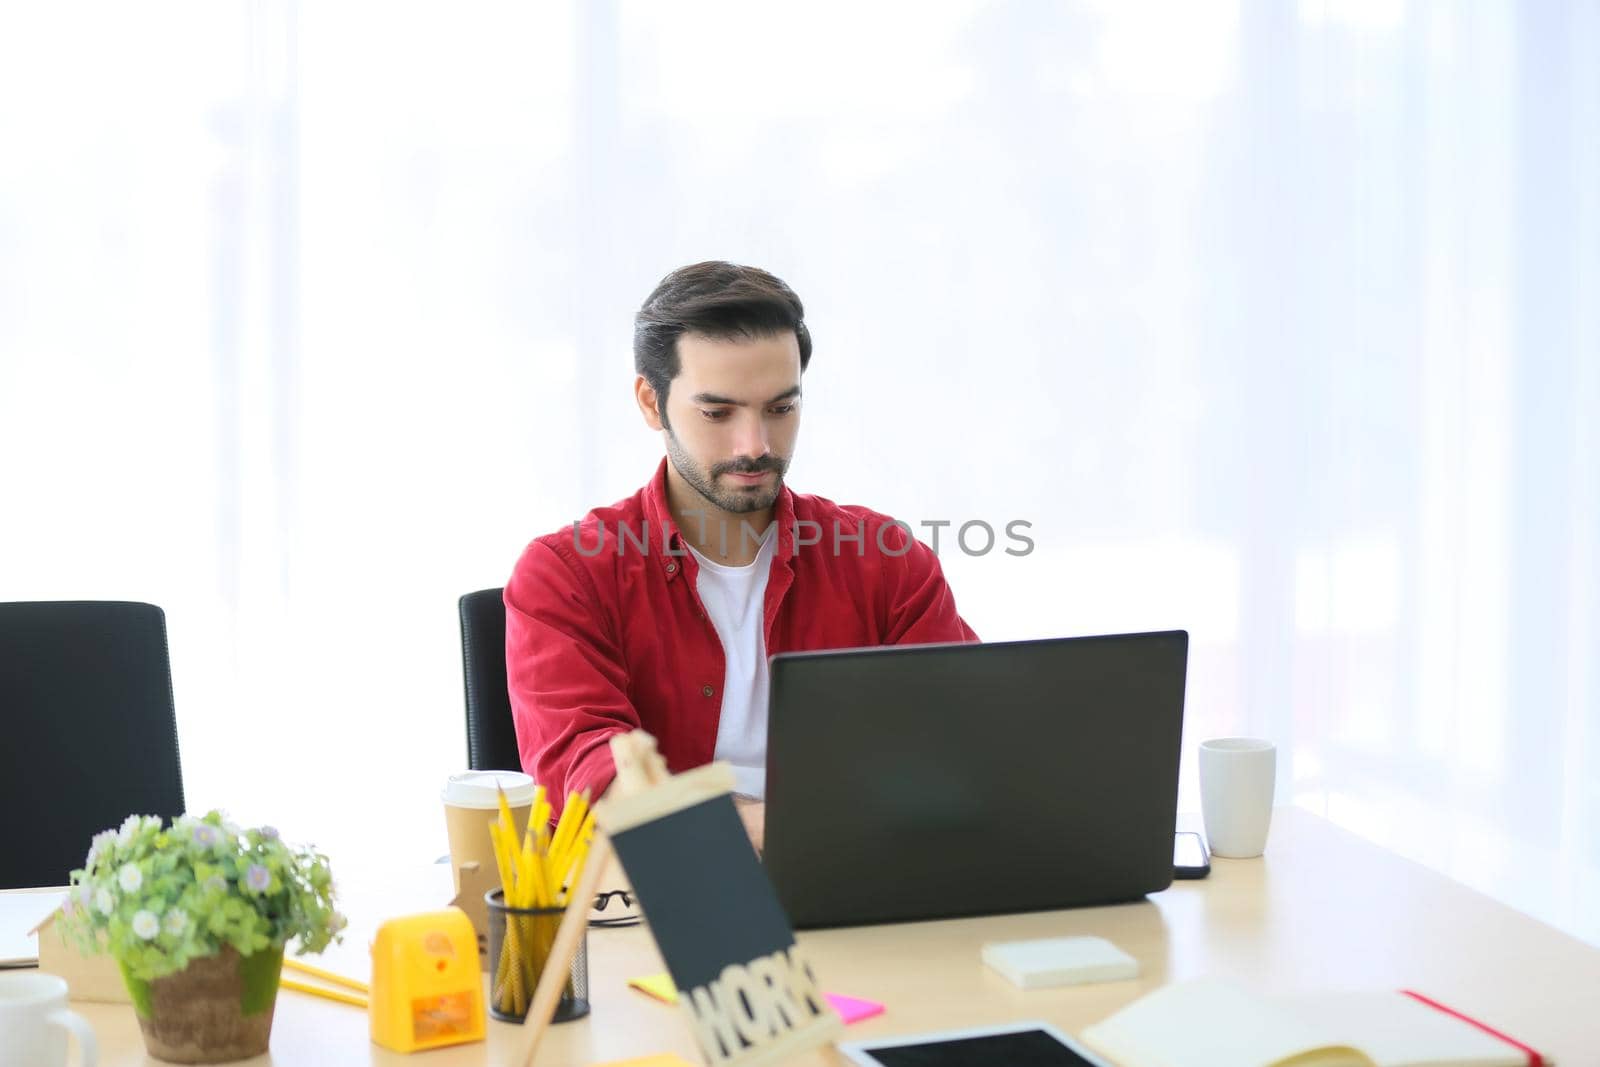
[3,1,1596,941]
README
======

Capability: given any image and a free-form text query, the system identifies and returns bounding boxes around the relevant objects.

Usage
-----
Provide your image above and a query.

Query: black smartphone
[1174,831,1210,879]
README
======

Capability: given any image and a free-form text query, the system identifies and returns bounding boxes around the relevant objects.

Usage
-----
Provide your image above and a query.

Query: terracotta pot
[120,944,283,1064]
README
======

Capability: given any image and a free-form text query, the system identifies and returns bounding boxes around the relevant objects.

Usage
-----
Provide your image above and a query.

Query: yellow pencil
[533,784,548,833]
[527,788,548,874]
[571,810,595,864]
[490,821,519,907]
[487,821,505,887]
[282,977,368,1009]
[569,838,594,903]
[283,958,369,993]
[552,825,592,905]
[547,795,577,867]
[565,789,590,844]
[536,811,552,856]
[523,838,546,908]
[495,784,518,847]
[547,790,591,896]
[542,827,568,899]
[520,809,538,869]
[551,818,592,903]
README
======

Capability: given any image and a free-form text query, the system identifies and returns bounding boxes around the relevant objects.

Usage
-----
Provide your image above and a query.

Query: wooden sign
[595,731,842,1067]
[515,834,614,1067]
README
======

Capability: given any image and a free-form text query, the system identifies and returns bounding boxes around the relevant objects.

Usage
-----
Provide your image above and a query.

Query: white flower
[117,814,142,846]
[163,909,188,937]
[95,889,114,916]
[85,830,116,869]
[117,865,143,894]
[131,910,160,940]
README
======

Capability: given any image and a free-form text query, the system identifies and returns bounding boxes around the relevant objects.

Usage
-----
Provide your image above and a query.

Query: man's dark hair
[634,261,811,424]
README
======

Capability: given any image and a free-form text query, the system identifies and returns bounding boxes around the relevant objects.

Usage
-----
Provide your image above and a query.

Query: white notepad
[981,935,1139,989]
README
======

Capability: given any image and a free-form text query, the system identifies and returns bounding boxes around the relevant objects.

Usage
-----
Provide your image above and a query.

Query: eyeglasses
[589,889,639,928]
[593,890,632,911]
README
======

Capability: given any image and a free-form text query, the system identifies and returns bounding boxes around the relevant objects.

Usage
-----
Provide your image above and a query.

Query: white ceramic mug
[1199,737,1276,858]
[0,973,98,1066]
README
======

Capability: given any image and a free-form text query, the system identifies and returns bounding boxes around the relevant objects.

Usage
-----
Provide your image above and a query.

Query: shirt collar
[643,456,798,570]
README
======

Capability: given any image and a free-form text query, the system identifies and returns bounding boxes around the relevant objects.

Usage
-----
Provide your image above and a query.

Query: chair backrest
[0,601,186,889]
[458,588,521,771]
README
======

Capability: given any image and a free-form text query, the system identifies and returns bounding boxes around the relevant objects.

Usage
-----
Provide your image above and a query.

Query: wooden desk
[36,809,1600,1064]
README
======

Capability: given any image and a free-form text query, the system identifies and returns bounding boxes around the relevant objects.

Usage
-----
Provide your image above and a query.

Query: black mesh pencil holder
[485,889,590,1024]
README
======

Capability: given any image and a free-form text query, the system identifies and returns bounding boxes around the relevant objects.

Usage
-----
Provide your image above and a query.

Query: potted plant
[56,811,345,1064]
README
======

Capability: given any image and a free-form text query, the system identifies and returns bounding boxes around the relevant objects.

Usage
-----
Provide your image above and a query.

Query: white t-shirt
[687,526,778,799]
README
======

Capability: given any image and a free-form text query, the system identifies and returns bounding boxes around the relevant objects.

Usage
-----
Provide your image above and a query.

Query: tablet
[837,1020,1114,1067]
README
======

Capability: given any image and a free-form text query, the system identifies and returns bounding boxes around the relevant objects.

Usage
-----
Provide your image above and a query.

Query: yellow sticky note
[589,1056,697,1067]
[626,972,679,1004]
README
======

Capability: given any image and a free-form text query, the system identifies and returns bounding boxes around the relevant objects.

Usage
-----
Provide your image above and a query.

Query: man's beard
[664,430,788,514]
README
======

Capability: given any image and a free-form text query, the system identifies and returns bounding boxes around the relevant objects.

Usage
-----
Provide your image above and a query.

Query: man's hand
[733,796,765,855]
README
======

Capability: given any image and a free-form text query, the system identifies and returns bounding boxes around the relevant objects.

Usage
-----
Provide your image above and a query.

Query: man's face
[639,331,803,514]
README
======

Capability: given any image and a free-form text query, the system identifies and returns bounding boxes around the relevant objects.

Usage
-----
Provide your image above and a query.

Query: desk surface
[34,808,1600,1065]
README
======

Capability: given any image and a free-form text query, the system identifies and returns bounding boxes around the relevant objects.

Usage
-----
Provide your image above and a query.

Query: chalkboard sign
[597,733,842,1067]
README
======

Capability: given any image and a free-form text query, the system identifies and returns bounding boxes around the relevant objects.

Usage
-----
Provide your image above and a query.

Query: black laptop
[763,631,1188,928]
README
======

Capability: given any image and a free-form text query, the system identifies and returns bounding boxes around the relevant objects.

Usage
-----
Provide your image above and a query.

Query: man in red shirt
[505,262,976,846]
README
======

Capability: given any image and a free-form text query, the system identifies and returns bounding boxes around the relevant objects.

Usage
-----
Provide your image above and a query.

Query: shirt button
[665,562,677,574]
[702,685,715,698]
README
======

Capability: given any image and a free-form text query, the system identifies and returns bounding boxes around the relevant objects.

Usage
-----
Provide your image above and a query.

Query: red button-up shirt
[505,459,978,814]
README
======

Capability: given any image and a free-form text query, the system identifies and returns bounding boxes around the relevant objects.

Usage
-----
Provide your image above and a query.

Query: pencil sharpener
[370,907,486,1053]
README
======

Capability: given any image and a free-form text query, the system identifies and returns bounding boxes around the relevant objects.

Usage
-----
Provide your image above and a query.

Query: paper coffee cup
[442,771,536,887]
[443,771,536,964]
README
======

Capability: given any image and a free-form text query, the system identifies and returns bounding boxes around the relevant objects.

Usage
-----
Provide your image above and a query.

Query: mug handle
[48,1007,99,1067]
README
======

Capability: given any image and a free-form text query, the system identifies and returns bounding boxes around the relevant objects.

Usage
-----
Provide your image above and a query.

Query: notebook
[1080,979,1548,1067]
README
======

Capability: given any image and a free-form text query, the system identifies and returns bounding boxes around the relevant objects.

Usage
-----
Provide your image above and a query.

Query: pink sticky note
[825,992,885,1025]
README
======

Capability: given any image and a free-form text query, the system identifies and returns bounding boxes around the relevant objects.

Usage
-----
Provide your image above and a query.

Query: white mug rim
[0,971,69,1007]
[1201,737,1274,754]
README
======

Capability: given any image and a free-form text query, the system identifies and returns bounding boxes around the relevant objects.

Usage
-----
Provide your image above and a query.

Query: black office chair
[0,601,187,889]
[458,588,522,771]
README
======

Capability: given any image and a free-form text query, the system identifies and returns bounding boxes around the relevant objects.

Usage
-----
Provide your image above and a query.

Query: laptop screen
[763,631,1188,928]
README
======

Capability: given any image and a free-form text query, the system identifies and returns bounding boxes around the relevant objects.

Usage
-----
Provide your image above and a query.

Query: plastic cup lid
[441,770,537,809]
